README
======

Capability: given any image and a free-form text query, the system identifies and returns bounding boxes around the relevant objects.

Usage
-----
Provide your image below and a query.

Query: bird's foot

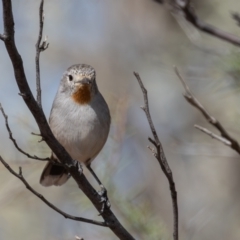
[98,184,111,215]
[69,159,83,174]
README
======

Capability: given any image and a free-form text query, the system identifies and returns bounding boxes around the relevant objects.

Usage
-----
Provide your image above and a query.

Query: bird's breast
[72,84,91,105]
[50,94,110,163]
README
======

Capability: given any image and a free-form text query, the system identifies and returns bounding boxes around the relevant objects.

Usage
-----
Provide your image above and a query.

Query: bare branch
[0,155,107,227]
[35,0,49,108]
[134,72,178,240]
[184,6,240,46]
[0,103,50,161]
[0,1,135,239]
[159,0,240,47]
[31,132,45,142]
[194,125,231,146]
[31,132,42,137]
[175,67,240,154]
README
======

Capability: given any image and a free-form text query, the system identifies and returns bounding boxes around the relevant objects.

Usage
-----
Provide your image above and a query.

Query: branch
[161,0,240,47]
[35,0,49,108]
[0,1,135,239]
[0,155,107,227]
[175,67,240,154]
[194,125,231,146]
[0,103,50,161]
[134,72,178,240]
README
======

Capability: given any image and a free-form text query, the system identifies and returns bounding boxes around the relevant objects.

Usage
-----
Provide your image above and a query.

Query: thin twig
[0,103,50,161]
[0,155,107,227]
[175,67,240,154]
[35,0,49,108]
[173,12,228,56]
[158,0,240,47]
[194,125,231,146]
[31,132,45,142]
[134,72,178,240]
[31,132,42,137]
[185,7,240,46]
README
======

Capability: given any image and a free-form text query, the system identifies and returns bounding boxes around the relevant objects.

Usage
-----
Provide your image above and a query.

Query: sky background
[1,0,240,239]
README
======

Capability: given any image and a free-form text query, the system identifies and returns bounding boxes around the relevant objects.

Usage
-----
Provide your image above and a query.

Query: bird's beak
[74,77,91,85]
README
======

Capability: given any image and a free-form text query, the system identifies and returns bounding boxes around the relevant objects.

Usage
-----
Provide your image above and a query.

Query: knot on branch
[39,35,49,51]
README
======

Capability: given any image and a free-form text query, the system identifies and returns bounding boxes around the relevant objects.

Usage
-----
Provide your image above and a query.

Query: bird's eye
[68,75,73,81]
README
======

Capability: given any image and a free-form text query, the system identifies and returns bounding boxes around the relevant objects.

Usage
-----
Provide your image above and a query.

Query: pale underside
[49,91,110,165]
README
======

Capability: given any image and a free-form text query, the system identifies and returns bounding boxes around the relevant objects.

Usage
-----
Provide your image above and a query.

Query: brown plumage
[72,84,91,104]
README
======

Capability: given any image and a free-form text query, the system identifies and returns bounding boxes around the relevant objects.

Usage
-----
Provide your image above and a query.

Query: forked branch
[0,103,50,161]
[0,155,107,227]
[175,67,240,154]
[155,0,240,47]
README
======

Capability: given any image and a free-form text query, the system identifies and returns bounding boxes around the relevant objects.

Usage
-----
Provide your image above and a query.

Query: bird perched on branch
[40,64,111,191]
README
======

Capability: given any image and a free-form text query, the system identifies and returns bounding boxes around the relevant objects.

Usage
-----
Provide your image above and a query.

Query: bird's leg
[86,164,111,214]
[86,164,102,185]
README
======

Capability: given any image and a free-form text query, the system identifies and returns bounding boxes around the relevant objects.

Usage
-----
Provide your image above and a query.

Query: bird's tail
[40,161,70,187]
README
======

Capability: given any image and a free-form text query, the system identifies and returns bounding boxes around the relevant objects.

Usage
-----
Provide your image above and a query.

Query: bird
[40,64,111,187]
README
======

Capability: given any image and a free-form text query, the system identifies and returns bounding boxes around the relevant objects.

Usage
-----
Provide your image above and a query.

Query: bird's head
[61,64,98,105]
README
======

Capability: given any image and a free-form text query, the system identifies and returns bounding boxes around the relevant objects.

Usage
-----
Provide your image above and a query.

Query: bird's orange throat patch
[72,84,91,104]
